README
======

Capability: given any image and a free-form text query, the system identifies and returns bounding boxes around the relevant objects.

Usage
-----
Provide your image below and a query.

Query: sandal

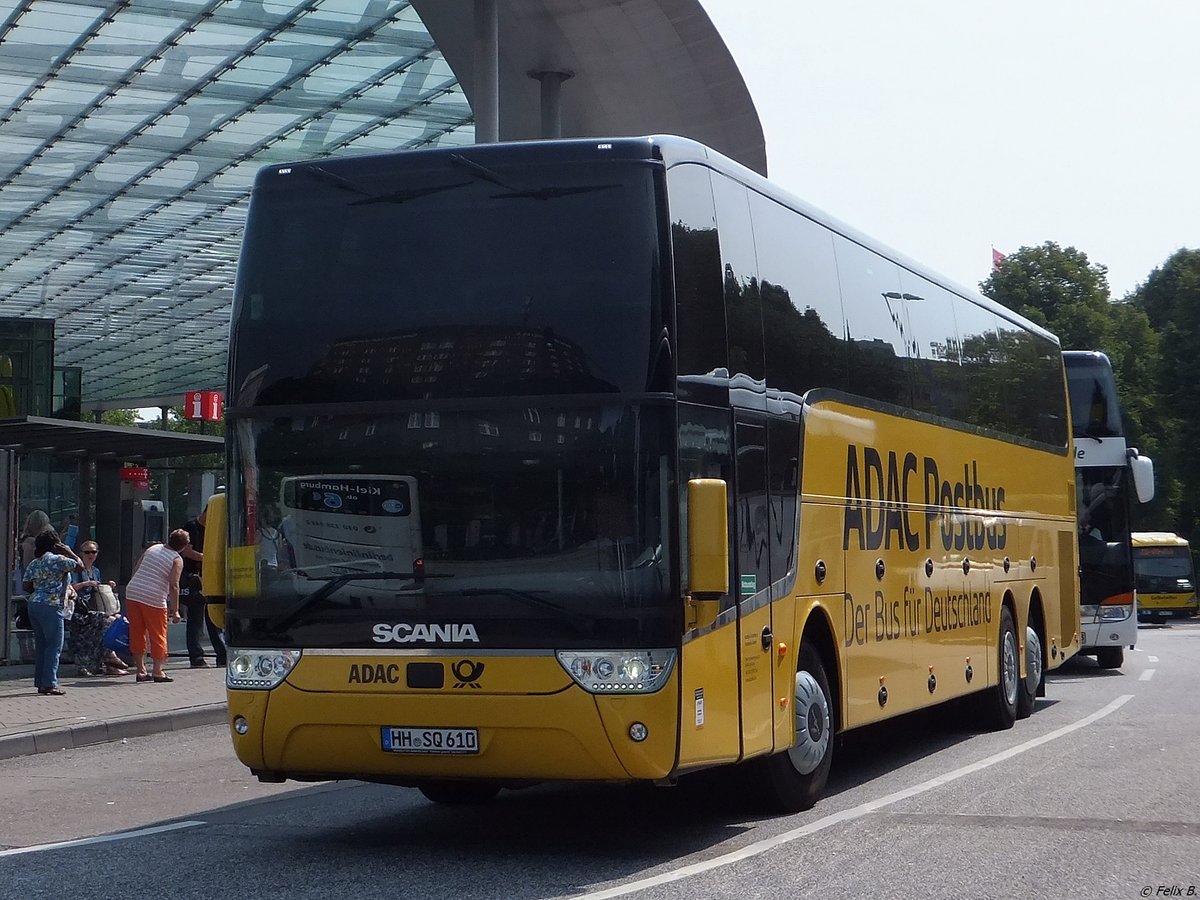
[104,666,130,676]
[136,673,152,683]
[38,687,66,695]
[152,674,174,683]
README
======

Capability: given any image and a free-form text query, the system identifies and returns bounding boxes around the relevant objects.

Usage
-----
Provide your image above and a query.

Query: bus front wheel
[757,643,835,813]
[418,780,501,805]
[1095,646,1124,669]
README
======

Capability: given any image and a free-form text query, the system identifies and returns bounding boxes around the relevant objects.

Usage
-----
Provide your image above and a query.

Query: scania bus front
[222,140,682,798]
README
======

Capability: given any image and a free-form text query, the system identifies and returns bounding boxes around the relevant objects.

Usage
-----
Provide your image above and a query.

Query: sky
[699,0,1200,300]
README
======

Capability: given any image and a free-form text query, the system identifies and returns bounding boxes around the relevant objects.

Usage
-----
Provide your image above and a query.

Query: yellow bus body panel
[677,618,742,769]
[229,656,679,782]
[799,398,1077,730]
[1139,592,1198,612]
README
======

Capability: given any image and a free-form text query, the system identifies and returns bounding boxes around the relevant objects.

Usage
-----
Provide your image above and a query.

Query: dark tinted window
[834,237,909,406]
[711,173,765,407]
[898,272,966,422]
[768,417,800,586]
[1065,353,1124,438]
[748,192,847,397]
[995,315,1068,446]
[955,300,1006,432]
[735,420,770,601]
[232,159,661,404]
[667,164,727,404]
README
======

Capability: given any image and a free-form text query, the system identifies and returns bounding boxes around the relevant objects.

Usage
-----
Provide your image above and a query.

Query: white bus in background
[1064,351,1155,669]
[278,474,423,576]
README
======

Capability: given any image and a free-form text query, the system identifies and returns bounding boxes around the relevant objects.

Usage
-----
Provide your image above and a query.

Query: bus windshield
[1133,546,1195,593]
[230,155,663,405]
[227,403,675,650]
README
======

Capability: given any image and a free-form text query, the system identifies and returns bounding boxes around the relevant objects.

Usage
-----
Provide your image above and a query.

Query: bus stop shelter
[0,416,223,664]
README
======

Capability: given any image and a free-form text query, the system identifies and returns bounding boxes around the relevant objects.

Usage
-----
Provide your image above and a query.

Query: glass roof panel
[0,0,473,404]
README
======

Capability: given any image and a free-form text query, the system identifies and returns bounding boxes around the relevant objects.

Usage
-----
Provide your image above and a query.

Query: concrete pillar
[530,70,573,139]
[473,0,499,142]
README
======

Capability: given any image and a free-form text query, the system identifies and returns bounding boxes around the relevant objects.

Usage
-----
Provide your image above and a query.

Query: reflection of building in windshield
[263,326,615,403]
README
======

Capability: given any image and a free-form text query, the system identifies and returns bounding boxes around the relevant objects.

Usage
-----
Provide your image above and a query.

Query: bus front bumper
[226,676,680,784]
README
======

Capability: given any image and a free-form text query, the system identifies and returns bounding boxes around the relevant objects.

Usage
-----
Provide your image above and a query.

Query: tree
[980,242,1113,348]
[99,409,139,428]
[1129,250,1200,543]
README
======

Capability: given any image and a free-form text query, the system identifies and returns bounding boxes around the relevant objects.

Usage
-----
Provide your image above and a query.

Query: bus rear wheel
[418,780,501,805]
[1095,646,1124,669]
[756,643,835,813]
[978,606,1018,731]
[1016,624,1043,720]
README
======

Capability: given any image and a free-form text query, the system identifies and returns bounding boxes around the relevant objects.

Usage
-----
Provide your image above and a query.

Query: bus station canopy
[0,416,222,460]
[0,0,762,411]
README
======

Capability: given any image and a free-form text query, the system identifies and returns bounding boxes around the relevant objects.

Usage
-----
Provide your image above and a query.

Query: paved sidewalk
[0,656,228,760]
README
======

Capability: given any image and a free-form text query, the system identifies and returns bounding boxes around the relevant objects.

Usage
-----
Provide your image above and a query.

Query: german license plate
[381,727,479,754]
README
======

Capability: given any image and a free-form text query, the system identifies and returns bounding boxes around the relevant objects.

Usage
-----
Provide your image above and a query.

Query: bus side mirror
[202,493,228,630]
[687,478,728,598]
[1129,450,1155,504]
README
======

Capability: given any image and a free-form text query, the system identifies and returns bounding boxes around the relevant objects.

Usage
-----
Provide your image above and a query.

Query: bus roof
[258,134,1059,349]
[1131,532,1191,548]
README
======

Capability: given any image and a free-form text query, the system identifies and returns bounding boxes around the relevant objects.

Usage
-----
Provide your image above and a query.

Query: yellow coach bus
[209,136,1078,812]
[1132,533,1197,620]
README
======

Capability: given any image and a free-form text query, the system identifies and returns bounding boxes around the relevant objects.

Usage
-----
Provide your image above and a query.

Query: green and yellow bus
[210,135,1079,812]
[1132,533,1197,620]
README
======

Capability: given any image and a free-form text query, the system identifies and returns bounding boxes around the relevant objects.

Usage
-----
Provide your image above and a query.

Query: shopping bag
[94,584,120,615]
[102,615,130,653]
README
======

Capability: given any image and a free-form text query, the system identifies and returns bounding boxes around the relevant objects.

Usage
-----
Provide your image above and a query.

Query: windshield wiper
[491,184,618,201]
[448,153,616,201]
[448,153,520,191]
[304,164,368,196]
[348,181,471,207]
[265,569,448,632]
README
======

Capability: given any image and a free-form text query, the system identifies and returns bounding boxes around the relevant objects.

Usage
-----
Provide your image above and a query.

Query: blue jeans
[27,601,66,690]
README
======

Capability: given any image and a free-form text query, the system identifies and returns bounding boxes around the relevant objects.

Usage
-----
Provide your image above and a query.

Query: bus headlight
[227,649,301,690]
[1099,605,1132,622]
[556,650,675,694]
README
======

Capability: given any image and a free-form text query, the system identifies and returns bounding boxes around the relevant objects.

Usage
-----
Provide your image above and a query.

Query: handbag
[102,615,130,653]
[94,583,120,615]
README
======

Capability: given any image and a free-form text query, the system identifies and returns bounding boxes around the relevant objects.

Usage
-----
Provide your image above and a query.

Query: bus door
[734,418,775,757]
[677,405,741,769]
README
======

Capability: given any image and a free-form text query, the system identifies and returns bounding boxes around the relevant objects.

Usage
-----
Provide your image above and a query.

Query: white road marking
[578,695,1134,899]
[0,820,204,857]
[1148,656,1159,663]
[1139,669,1156,681]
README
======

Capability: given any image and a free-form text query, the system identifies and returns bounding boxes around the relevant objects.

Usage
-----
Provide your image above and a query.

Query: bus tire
[1016,624,1043,720]
[1095,646,1124,669]
[980,606,1018,731]
[757,643,835,813]
[418,780,501,805]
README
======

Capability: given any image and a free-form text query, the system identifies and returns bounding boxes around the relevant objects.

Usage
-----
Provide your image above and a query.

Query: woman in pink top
[124,529,187,683]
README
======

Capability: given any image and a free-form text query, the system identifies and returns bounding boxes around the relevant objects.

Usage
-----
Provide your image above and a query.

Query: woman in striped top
[125,529,187,683]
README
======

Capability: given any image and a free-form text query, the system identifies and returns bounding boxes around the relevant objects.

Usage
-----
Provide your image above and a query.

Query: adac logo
[452,659,484,689]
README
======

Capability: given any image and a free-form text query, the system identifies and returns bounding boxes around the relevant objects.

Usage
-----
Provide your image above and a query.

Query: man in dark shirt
[180,506,226,667]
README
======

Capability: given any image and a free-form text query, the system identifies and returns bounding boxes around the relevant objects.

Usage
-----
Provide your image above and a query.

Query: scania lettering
[212,136,1080,812]
[372,623,480,644]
